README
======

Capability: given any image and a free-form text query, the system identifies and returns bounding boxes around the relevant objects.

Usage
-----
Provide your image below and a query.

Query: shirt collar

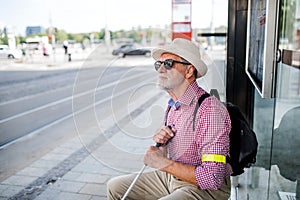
[168,98,181,109]
[178,81,206,106]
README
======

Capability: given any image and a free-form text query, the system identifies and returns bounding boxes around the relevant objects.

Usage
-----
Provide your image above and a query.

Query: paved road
[0,54,158,181]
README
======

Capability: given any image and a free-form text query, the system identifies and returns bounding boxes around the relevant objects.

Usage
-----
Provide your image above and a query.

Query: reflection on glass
[243,0,300,199]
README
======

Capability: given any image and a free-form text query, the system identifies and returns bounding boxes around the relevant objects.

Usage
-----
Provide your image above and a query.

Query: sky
[0,0,228,36]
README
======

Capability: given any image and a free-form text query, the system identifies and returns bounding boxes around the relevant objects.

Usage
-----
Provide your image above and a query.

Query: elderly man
[107,38,232,200]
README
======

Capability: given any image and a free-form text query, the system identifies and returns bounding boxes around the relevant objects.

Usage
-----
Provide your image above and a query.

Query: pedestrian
[21,43,27,62]
[63,40,68,55]
[42,44,49,57]
[107,38,232,200]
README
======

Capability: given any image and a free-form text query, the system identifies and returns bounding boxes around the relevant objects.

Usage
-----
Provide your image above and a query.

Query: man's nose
[157,63,166,72]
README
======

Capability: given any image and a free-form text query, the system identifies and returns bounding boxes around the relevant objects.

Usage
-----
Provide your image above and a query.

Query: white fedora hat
[151,38,207,78]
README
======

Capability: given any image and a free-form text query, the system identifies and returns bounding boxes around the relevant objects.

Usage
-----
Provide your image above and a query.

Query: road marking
[0,71,151,124]
[0,75,157,150]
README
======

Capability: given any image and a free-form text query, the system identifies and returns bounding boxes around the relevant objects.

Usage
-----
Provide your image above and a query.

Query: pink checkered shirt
[165,81,232,190]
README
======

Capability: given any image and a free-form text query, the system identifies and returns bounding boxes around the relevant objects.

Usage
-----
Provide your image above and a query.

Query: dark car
[112,44,151,58]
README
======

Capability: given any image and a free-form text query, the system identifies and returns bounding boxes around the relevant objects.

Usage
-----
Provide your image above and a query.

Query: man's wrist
[161,158,175,172]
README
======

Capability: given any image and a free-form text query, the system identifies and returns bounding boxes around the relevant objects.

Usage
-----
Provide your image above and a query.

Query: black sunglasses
[154,59,191,71]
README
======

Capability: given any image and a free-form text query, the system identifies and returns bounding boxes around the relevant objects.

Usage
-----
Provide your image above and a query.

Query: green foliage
[17,36,26,44]
[1,25,170,46]
[111,30,125,39]
[146,28,153,41]
[127,30,141,42]
[50,29,107,43]
[1,25,162,45]
[54,29,68,42]
[0,28,8,45]
[0,37,8,45]
[18,36,26,44]
[110,29,143,42]
[280,0,296,43]
[68,33,84,42]
[98,29,105,40]
[0,39,6,45]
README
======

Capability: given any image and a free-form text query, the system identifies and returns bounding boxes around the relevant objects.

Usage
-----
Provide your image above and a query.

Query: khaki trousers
[107,170,231,200]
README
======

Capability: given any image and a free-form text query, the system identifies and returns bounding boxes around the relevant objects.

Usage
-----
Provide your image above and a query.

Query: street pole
[210,0,215,50]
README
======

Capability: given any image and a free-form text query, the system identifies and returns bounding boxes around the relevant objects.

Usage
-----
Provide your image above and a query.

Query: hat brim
[151,45,207,78]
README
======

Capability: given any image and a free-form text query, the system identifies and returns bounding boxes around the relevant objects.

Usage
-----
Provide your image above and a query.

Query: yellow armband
[202,154,226,164]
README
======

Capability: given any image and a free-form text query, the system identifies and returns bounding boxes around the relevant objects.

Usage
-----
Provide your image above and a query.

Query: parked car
[112,44,151,58]
[0,45,22,59]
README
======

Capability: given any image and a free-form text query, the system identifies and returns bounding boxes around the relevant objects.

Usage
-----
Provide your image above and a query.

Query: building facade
[25,26,45,37]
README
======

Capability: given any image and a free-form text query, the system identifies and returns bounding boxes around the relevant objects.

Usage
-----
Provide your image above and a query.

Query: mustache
[158,74,169,79]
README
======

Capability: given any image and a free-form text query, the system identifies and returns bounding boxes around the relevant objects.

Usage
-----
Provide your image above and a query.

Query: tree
[16,36,26,44]
[127,29,141,42]
[54,29,68,43]
[280,0,296,45]
[68,33,83,43]
[98,29,105,40]
[0,28,8,45]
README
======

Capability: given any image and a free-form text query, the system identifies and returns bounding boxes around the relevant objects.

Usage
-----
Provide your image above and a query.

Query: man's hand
[153,125,176,146]
[144,125,176,170]
[143,146,172,170]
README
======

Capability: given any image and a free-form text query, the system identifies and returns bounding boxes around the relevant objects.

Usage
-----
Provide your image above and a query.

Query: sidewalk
[0,78,167,199]
[0,45,114,72]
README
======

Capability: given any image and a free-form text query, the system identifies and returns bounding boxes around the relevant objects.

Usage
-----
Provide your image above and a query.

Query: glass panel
[270,64,300,200]
[269,0,300,199]
[244,90,275,200]
[232,91,275,200]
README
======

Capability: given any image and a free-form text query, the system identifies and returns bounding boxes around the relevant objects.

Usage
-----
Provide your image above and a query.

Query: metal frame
[245,0,280,98]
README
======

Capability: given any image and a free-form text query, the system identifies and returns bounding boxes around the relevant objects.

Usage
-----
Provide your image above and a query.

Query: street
[0,51,163,182]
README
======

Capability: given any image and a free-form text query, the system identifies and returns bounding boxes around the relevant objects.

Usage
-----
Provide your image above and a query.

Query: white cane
[121,143,162,200]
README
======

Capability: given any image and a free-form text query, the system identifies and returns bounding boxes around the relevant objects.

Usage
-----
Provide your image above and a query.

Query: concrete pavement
[0,45,280,200]
[0,81,167,199]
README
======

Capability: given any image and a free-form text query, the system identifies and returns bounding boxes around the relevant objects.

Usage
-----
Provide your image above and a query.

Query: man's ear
[185,65,196,79]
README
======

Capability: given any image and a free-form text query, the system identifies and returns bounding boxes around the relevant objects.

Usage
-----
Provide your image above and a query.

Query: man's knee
[107,176,123,199]
[107,176,116,192]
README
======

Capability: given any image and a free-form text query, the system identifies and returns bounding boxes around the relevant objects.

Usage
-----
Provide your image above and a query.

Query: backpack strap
[193,93,228,164]
[192,93,210,131]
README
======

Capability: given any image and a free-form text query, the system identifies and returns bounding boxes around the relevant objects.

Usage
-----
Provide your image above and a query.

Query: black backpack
[193,93,258,176]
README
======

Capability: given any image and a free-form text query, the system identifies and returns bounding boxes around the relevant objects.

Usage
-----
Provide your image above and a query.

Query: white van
[0,45,22,59]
